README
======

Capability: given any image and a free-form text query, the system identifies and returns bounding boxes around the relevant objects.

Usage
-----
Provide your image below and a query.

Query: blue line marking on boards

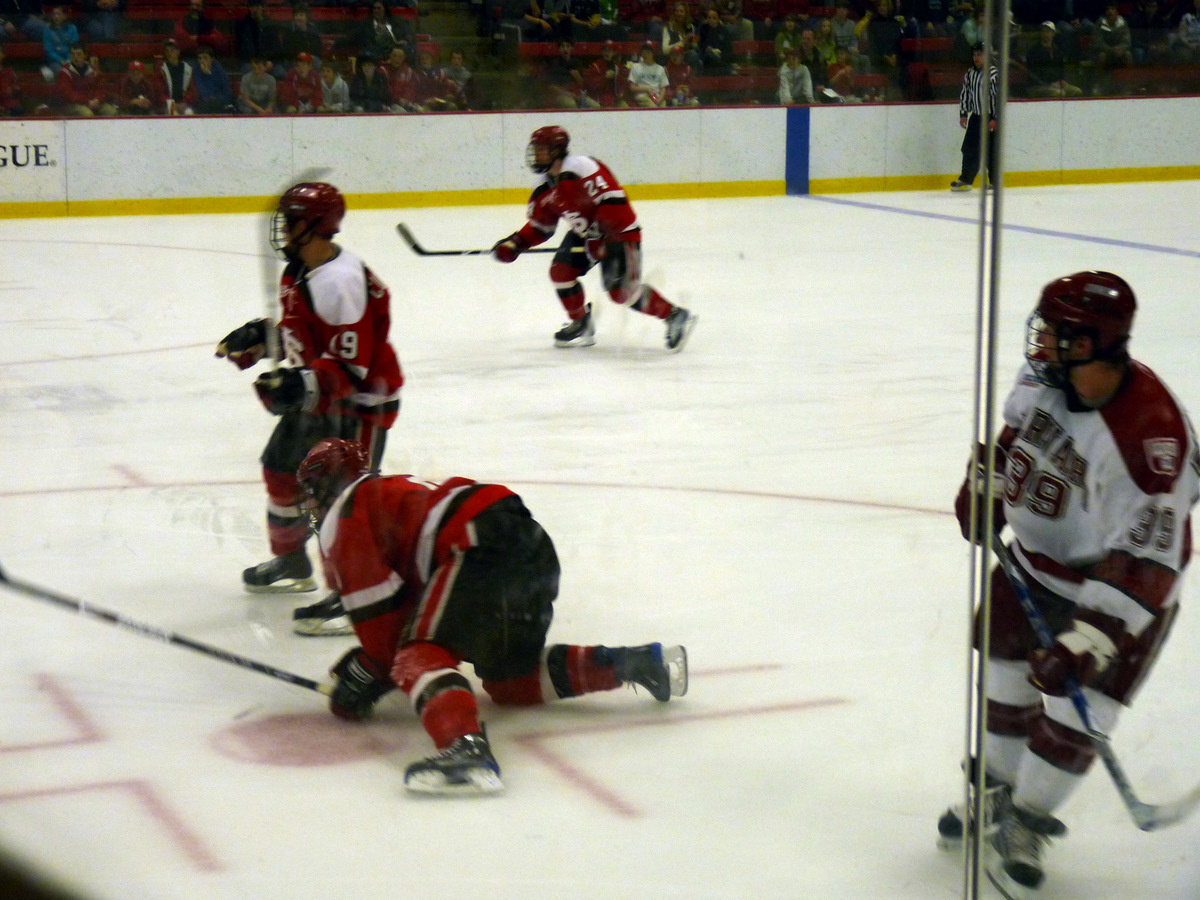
[784,107,810,196]
[805,194,1200,259]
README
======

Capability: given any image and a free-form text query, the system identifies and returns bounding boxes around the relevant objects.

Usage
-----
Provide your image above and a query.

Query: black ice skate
[242,548,316,594]
[612,643,688,702]
[986,806,1066,899]
[554,304,596,348]
[664,306,697,353]
[292,592,353,636]
[937,767,1012,849]
[404,731,504,795]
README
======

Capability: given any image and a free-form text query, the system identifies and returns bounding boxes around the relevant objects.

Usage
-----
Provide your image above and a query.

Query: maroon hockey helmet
[526,125,570,174]
[270,182,346,257]
[1026,271,1136,385]
[296,438,370,529]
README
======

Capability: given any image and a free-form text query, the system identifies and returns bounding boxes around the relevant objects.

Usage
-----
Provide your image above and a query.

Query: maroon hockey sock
[631,287,673,320]
[545,645,621,698]
[422,688,482,750]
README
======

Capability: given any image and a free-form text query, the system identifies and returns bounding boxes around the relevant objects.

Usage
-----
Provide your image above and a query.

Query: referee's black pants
[959,114,996,186]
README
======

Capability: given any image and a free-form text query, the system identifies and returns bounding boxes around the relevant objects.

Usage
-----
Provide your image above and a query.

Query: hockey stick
[396,222,556,257]
[992,538,1200,831]
[0,563,333,697]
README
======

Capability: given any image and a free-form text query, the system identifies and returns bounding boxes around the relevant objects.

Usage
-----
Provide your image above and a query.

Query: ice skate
[986,806,1066,899]
[242,548,316,594]
[404,731,504,795]
[664,306,697,353]
[950,179,973,191]
[936,768,1011,849]
[292,592,353,636]
[612,643,688,701]
[553,304,595,348]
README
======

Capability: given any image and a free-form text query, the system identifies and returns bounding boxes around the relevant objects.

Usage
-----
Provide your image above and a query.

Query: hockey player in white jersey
[940,271,1199,897]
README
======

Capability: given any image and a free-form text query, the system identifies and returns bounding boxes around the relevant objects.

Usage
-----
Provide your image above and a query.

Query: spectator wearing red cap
[118,59,154,113]
[280,50,322,112]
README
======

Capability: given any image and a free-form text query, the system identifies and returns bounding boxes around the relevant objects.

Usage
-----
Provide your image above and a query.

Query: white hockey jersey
[1002,361,1199,638]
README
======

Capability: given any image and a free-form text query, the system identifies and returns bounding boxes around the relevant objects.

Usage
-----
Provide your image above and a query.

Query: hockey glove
[329,647,394,721]
[216,318,271,370]
[253,367,312,415]
[492,233,527,264]
[1029,619,1119,696]
[954,442,1007,544]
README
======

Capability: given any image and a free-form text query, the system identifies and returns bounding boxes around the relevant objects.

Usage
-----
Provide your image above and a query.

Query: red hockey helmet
[270,181,346,257]
[296,438,370,529]
[526,125,570,174]
[1026,271,1136,385]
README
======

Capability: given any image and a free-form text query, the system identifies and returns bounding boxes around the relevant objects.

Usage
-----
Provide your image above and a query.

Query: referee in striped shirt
[951,42,999,191]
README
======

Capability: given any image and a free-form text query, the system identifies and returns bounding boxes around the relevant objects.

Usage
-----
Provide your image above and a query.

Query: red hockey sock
[421,688,482,750]
[545,645,621,698]
[630,287,673,320]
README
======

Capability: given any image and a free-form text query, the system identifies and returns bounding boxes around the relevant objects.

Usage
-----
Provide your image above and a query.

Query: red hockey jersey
[516,154,641,249]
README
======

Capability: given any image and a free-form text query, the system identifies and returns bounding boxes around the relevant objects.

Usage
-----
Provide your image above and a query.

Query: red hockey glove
[329,647,394,721]
[492,233,527,264]
[585,237,608,261]
[1028,619,1119,696]
[253,367,311,415]
[954,442,1007,544]
[215,318,270,370]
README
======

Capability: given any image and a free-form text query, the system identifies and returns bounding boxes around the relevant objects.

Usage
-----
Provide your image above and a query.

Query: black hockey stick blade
[992,537,1200,831]
[396,222,555,257]
[0,564,333,697]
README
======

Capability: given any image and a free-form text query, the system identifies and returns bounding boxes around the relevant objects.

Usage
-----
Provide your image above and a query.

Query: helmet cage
[526,126,569,174]
[1025,272,1134,386]
[296,439,370,531]
[269,182,345,259]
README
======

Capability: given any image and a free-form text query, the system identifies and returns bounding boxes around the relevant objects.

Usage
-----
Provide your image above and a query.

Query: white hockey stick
[0,562,332,697]
[993,538,1200,831]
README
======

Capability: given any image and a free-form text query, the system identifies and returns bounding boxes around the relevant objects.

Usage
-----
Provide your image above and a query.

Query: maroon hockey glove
[492,233,527,263]
[584,237,608,261]
[215,318,270,370]
[1028,619,1119,696]
[954,442,1007,544]
[329,648,394,721]
[253,367,309,415]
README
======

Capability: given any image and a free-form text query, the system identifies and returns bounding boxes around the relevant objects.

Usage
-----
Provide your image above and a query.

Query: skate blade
[663,644,688,697]
[405,768,505,796]
[985,862,1035,900]
[554,335,596,348]
[292,615,354,637]
[244,577,317,594]
[668,313,697,353]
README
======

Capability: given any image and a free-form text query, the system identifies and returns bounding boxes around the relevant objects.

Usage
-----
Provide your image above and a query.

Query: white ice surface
[1,183,1199,899]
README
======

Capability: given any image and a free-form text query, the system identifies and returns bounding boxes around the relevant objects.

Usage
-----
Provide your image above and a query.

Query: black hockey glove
[329,648,394,721]
[253,367,311,415]
[215,318,271,370]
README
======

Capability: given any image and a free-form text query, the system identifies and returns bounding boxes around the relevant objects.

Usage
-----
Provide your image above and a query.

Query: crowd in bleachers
[1,0,1199,116]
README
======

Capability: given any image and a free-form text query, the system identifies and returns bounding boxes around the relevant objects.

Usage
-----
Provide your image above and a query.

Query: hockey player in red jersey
[296,438,688,795]
[492,125,697,352]
[940,272,1199,896]
[215,182,403,637]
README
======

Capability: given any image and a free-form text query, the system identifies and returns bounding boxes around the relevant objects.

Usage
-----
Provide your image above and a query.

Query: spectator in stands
[778,44,813,101]
[41,5,77,80]
[411,46,460,109]
[830,1,859,55]
[235,0,280,73]
[624,0,667,42]
[56,42,115,114]
[157,38,195,113]
[238,53,276,112]
[862,0,903,84]
[174,0,224,55]
[1,0,46,42]
[384,43,419,110]
[117,58,153,112]
[697,6,735,70]
[713,0,754,40]
[627,40,668,103]
[1129,0,1171,65]
[585,37,627,105]
[826,41,857,96]
[742,0,777,39]
[277,3,323,72]
[664,42,698,103]
[443,48,472,106]
[1175,0,1200,62]
[814,16,837,66]
[281,49,322,111]
[774,12,801,60]
[349,51,390,110]
[570,0,605,40]
[663,1,699,64]
[540,37,590,105]
[194,43,233,112]
[318,59,349,111]
[82,0,123,43]
[0,44,21,114]
[355,0,412,64]
[797,27,826,85]
[524,0,573,41]
[1024,20,1082,96]
[1091,1,1132,78]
